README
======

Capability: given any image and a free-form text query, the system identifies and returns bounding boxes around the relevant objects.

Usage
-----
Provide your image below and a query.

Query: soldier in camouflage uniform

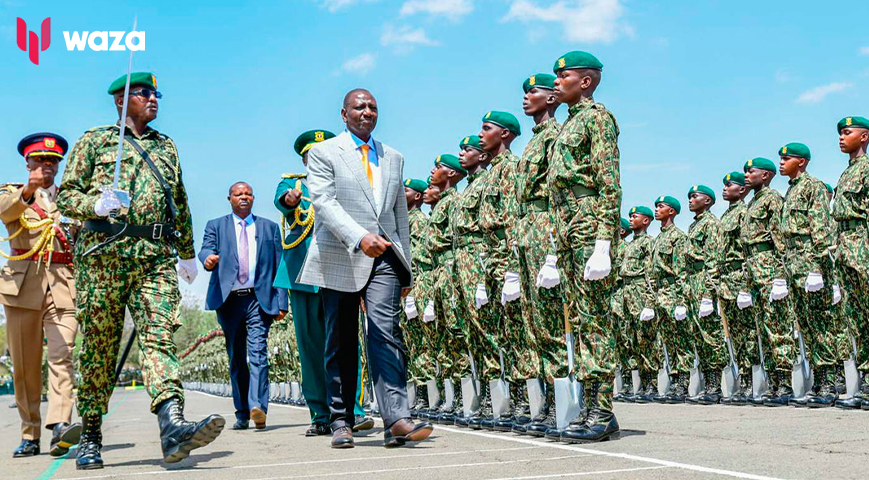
[547,51,622,444]
[778,142,845,407]
[57,72,223,469]
[715,172,756,406]
[402,178,433,386]
[832,116,869,410]
[684,185,725,405]
[611,218,632,402]
[741,157,796,407]
[649,196,692,403]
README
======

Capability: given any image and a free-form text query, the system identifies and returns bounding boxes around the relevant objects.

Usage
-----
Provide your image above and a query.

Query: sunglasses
[129,88,162,99]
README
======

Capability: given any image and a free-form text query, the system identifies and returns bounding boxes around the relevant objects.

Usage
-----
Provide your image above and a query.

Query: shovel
[462,349,482,417]
[657,340,673,397]
[489,348,511,418]
[688,345,705,398]
[406,380,417,407]
[719,305,739,398]
[791,320,813,399]
[614,365,625,397]
[526,377,545,419]
[443,379,456,411]
[427,361,442,411]
[844,335,862,398]
[751,319,770,399]
[554,300,583,430]
[291,381,302,404]
[631,369,642,395]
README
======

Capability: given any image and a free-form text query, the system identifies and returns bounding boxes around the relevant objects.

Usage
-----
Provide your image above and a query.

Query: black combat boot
[410,384,428,419]
[762,376,793,407]
[50,421,82,456]
[697,372,722,405]
[76,415,103,470]
[157,398,225,463]
[665,374,688,404]
[806,380,836,408]
[468,395,491,430]
[561,383,620,443]
[526,387,554,437]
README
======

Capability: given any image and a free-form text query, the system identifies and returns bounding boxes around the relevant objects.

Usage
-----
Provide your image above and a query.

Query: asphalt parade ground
[2,389,868,480]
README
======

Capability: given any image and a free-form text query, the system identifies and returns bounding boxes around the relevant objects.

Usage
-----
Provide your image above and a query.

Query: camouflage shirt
[741,187,786,253]
[57,124,195,259]
[832,153,869,223]
[478,150,520,242]
[782,173,834,276]
[547,97,621,240]
[408,207,431,274]
[651,224,688,308]
[717,201,749,299]
[452,169,489,241]
[516,117,560,208]
[619,231,656,304]
[427,186,457,255]
[686,210,722,297]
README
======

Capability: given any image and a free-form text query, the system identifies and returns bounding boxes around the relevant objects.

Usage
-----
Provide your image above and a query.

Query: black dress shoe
[384,418,433,448]
[50,422,82,456]
[331,426,354,448]
[76,415,103,470]
[352,416,375,432]
[157,398,225,463]
[306,422,331,436]
[526,410,554,437]
[232,419,249,430]
[13,439,40,458]
[561,408,620,443]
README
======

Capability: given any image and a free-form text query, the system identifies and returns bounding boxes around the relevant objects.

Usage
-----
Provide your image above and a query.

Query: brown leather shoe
[384,418,433,447]
[251,407,267,430]
[331,426,354,448]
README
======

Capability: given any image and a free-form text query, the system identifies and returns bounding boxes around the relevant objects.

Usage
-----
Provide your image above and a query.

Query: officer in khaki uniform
[1,133,81,458]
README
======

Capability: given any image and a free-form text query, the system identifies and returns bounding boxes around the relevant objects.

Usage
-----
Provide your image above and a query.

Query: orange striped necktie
[361,144,373,187]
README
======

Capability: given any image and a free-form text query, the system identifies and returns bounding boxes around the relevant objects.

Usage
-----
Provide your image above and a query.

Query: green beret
[294,129,335,156]
[426,175,433,185]
[629,206,654,218]
[779,142,811,160]
[744,157,777,174]
[435,154,468,175]
[825,182,834,194]
[620,217,630,231]
[688,184,716,203]
[838,116,869,132]
[654,195,681,215]
[523,73,556,93]
[404,178,428,194]
[482,110,521,136]
[553,51,603,73]
[108,72,157,95]
[723,171,745,186]
[460,135,483,152]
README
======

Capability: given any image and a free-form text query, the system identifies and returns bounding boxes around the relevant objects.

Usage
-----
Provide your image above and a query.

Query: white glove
[805,272,824,293]
[737,291,753,309]
[832,284,842,305]
[674,305,687,321]
[583,240,611,281]
[501,271,521,305]
[770,278,789,301]
[404,296,418,319]
[94,188,121,217]
[474,283,489,309]
[423,300,435,323]
[640,308,655,322]
[698,298,714,318]
[177,258,198,284]
[536,255,561,288]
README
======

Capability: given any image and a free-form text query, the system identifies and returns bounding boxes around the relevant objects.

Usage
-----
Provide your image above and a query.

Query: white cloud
[313,0,379,13]
[380,24,439,54]
[337,53,376,75]
[400,0,473,21]
[859,46,869,56]
[795,82,853,104]
[502,0,629,43]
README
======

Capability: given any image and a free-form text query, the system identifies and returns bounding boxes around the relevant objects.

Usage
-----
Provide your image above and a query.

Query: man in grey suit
[299,89,434,448]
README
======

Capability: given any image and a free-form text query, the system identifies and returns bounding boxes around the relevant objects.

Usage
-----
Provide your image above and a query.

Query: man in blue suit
[199,182,288,430]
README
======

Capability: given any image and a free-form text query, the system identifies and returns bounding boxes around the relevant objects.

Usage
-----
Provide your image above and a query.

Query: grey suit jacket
[298,131,412,292]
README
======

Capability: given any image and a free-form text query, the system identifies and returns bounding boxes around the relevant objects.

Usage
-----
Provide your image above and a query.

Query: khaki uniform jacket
[0,184,75,310]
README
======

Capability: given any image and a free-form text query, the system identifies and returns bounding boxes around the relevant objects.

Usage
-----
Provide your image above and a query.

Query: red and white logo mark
[16,17,51,65]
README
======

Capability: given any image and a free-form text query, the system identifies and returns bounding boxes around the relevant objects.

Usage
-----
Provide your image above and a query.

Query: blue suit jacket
[198,214,288,314]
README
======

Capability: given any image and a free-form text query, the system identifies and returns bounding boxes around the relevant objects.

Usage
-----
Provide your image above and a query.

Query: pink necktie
[238,220,249,284]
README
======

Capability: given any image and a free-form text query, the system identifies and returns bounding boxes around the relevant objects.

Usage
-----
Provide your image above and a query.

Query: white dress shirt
[349,131,382,212]
[231,213,257,291]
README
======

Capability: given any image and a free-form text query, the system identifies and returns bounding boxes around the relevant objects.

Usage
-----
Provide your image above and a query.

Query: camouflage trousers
[552,196,616,411]
[75,254,183,416]
[453,243,501,382]
[403,268,435,382]
[685,272,726,372]
[746,251,796,379]
[790,281,852,376]
[610,284,637,375]
[719,298,759,376]
[431,260,469,383]
[836,229,869,370]
[619,280,656,378]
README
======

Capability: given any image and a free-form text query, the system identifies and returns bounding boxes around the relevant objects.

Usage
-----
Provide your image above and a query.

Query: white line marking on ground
[439,427,789,480]
[483,465,672,480]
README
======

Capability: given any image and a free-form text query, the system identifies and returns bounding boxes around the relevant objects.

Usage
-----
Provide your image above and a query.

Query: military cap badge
[846,117,853,126]
[315,131,325,141]
[529,76,536,86]
[747,159,753,167]
[485,111,492,119]
[726,174,731,181]
[151,74,157,88]
[558,58,565,68]
[463,137,469,145]
[44,138,55,148]
[781,146,787,155]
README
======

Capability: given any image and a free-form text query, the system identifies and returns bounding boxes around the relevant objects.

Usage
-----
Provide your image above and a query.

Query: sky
[2,0,867,302]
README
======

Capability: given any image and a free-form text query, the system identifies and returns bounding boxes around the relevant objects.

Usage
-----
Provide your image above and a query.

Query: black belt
[720,260,744,274]
[417,262,434,272]
[230,288,254,296]
[523,198,549,213]
[688,260,705,273]
[785,234,812,249]
[747,241,773,256]
[552,185,599,207]
[83,219,175,241]
[622,275,647,285]
[839,219,867,232]
[656,275,676,287]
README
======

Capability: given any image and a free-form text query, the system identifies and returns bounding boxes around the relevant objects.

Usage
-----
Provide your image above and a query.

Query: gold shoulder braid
[279,174,314,250]
[0,212,59,267]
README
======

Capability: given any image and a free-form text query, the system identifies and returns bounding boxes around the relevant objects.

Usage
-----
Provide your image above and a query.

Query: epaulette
[282,173,307,179]
[85,125,115,133]
[0,183,23,195]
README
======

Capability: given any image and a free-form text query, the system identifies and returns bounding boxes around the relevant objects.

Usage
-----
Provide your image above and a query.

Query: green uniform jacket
[273,175,318,294]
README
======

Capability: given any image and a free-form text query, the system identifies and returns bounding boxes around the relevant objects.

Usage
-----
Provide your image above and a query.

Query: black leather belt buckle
[233,288,253,296]
[152,224,163,240]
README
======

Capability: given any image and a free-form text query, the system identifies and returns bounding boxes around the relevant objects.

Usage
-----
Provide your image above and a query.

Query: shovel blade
[461,376,481,417]
[489,378,511,418]
[426,379,441,409]
[280,382,288,401]
[270,383,277,400]
[791,361,812,399]
[721,366,738,399]
[657,369,671,397]
[443,379,456,410]
[751,364,769,399]
[526,378,545,419]
[844,359,862,398]
[554,377,582,430]
[631,370,642,395]
[407,381,417,407]
[614,366,625,395]
[689,368,705,398]
[291,381,302,401]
